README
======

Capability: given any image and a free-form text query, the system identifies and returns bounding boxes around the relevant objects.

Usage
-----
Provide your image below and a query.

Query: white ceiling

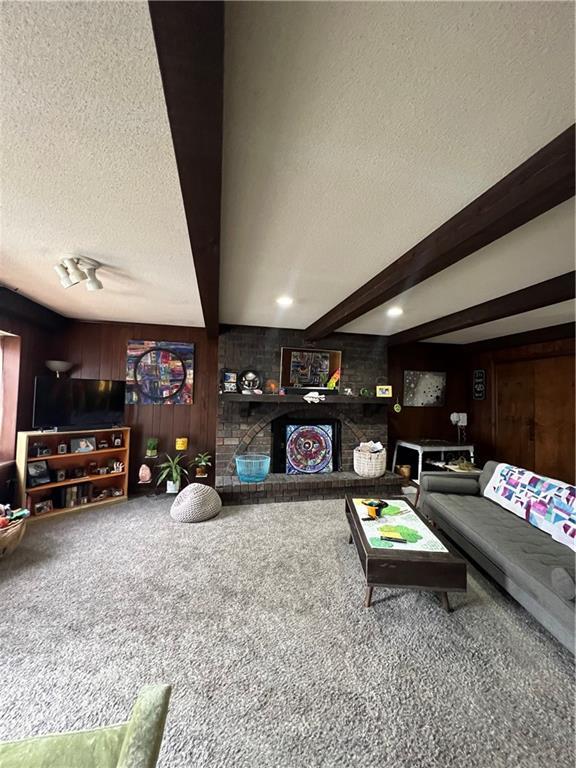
[1,1,573,341]
[221,1,574,338]
[425,300,575,344]
[0,1,204,327]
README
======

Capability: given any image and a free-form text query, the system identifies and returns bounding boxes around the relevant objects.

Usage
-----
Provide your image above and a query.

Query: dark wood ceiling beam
[148,1,224,337]
[305,125,575,340]
[387,272,575,346]
[466,322,574,352]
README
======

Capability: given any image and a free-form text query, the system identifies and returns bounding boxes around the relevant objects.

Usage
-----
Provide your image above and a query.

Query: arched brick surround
[225,405,368,474]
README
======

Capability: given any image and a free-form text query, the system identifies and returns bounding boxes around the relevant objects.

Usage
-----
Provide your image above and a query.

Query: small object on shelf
[57,441,68,454]
[279,388,286,396]
[97,439,110,450]
[326,368,340,390]
[222,370,238,393]
[97,467,109,475]
[264,378,279,394]
[302,391,325,404]
[27,460,51,487]
[237,369,261,393]
[71,436,97,453]
[111,460,124,474]
[73,467,87,478]
[93,489,110,502]
[344,388,354,397]
[190,452,212,479]
[55,469,67,482]
[396,464,411,480]
[138,464,153,484]
[30,442,51,458]
[109,487,123,497]
[376,385,392,398]
[359,388,374,397]
[87,461,98,475]
[111,432,123,447]
[145,437,159,458]
[33,499,53,516]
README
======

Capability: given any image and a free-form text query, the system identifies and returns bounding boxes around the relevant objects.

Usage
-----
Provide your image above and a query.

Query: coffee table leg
[348,532,353,544]
[364,586,373,608]
[440,592,452,613]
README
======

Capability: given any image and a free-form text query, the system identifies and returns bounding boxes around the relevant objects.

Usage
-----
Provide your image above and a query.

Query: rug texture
[0,497,573,767]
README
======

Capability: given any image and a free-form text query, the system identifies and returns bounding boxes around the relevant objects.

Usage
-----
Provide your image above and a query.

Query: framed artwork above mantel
[279,347,342,393]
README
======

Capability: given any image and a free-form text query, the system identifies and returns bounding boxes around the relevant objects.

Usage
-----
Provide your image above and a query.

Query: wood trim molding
[388,272,575,346]
[148,1,224,338]
[305,125,575,340]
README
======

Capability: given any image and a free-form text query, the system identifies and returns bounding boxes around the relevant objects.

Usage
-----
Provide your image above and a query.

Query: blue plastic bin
[235,454,271,483]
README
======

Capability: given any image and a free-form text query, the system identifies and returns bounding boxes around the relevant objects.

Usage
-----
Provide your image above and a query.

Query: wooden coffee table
[345,495,466,610]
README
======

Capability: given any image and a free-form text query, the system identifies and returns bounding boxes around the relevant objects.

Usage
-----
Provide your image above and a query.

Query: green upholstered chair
[0,684,171,768]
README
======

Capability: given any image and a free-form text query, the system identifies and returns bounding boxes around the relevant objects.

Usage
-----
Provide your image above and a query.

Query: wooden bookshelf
[16,427,130,520]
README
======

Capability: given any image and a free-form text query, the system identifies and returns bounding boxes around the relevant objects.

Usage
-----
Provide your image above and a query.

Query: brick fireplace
[215,325,403,503]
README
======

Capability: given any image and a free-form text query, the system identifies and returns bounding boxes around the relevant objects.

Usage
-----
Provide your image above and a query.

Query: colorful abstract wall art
[286,424,333,474]
[126,340,194,405]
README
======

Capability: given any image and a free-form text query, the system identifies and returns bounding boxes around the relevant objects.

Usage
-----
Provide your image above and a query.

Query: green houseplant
[156,453,189,494]
[191,452,212,478]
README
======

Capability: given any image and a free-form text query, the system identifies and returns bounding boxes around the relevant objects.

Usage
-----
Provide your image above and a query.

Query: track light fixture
[54,257,104,291]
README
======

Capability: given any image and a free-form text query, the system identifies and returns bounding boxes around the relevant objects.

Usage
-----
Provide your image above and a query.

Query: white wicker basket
[353,448,387,479]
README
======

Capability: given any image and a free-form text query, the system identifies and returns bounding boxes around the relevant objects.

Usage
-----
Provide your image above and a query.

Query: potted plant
[191,452,212,478]
[156,453,189,494]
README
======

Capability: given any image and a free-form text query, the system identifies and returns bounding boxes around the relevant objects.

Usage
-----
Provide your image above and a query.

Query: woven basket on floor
[353,448,387,479]
[0,519,27,558]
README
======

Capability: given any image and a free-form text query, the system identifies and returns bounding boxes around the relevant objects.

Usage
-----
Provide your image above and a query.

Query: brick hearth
[216,470,403,505]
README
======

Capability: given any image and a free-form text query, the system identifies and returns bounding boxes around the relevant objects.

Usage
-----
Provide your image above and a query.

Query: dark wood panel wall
[387,343,469,462]
[64,321,219,490]
[467,336,575,481]
[0,311,61,502]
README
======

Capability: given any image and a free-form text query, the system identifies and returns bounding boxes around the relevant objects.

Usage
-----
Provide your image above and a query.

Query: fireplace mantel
[219,392,391,415]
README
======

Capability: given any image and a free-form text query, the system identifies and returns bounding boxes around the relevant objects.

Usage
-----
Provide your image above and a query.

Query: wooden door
[534,356,575,483]
[494,360,535,470]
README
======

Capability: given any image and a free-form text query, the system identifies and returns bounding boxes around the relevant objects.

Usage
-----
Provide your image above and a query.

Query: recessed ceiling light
[276,296,294,307]
[387,306,403,318]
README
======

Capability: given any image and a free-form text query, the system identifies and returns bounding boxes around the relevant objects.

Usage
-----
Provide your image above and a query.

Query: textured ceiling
[425,300,575,344]
[0,1,204,326]
[221,1,575,336]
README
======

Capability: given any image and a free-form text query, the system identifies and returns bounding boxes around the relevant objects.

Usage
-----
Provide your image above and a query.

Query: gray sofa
[418,461,575,653]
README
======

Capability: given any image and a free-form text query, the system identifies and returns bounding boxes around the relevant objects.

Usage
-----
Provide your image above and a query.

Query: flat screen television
[33,377,126,429]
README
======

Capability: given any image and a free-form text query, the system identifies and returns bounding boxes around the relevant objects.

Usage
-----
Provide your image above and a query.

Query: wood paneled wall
[64,322,219,490]
[468,336,575,481]
[0,311,61,503]
[387,343,468,457]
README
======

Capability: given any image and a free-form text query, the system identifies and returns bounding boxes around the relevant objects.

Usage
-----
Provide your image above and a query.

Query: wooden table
[345,495,467,610]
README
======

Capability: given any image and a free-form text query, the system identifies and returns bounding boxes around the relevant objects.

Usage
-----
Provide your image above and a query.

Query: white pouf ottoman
[170,484,222,523]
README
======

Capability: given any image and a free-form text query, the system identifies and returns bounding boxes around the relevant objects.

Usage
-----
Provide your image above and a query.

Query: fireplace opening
[271,416,342,474]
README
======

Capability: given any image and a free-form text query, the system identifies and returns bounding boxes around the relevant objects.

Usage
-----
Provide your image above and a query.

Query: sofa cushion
[425,493,576,610]
[551,568,576,602]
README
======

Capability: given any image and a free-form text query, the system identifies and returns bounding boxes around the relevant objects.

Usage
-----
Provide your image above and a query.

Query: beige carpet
[0,497,573,767]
